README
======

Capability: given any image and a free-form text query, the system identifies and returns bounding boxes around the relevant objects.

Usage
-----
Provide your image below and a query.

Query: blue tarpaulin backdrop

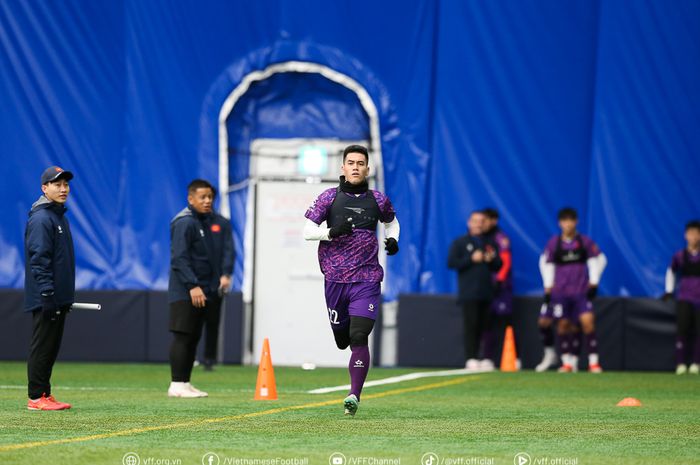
[1,0,699,299]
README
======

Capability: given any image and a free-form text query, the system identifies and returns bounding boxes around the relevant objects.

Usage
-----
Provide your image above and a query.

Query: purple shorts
[548,294,592,320]
[491,288,513,316]
[324,281,381,329]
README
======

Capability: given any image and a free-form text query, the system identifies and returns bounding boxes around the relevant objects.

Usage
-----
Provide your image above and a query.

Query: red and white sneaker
[589,364,603,373]
[48,395,72,409]
[28,394,70,411]
[558,364,574,373]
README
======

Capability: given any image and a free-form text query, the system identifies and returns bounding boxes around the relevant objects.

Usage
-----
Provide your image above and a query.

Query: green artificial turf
[0,362,698,465]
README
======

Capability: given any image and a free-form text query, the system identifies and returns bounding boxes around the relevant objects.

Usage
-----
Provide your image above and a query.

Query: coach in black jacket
[167,179,234,397]
[24,166,75,410]
[448,211,502,369]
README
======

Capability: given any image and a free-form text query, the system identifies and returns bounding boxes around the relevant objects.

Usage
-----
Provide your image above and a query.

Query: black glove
[329,221,353,239]
[41,293,59,322]
[661,292,674,302]
[543,292,551,305]
[586,286,598,300]
[385,237,399,255]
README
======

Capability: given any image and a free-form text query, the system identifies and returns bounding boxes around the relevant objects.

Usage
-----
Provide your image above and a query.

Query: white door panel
[253,180,352,366]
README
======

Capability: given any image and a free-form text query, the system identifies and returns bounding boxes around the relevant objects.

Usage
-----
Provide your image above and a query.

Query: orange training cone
[500,326,518,372]
[254,338,278,400]
[617,397,642,407]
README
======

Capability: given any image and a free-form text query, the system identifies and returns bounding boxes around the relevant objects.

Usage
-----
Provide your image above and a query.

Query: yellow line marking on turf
[0,376,477,452]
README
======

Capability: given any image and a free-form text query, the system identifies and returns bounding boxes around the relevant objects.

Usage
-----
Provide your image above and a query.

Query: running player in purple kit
[303,145,400,416]
[664,220,700,375]
[536,208,607,373]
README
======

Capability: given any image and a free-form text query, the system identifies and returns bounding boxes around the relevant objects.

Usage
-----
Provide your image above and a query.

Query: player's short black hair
[686,220,700,232]
[188,179,216,197]
[482,208,499,219]
[558,207,578,220]
[343,145,369,163]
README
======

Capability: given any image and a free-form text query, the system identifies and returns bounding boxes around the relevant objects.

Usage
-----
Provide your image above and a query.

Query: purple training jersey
[493,230,513,286]
[494,231,510,251]
[494,231,510,250]
[544,234,601,297]
[491,230,513,315]
[305,188,395,283]
[671,249,700,305]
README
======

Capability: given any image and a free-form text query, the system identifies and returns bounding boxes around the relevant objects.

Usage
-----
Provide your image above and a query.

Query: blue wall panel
[1,0,698,299]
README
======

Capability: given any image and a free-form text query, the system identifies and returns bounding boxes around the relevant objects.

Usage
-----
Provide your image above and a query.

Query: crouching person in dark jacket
[25,166,76,411]
[448,211,502,371]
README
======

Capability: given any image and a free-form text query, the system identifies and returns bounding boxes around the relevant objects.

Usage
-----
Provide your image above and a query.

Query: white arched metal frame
[217,61,384,303]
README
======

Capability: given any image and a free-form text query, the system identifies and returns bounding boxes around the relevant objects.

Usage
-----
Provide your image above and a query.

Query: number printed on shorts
[327,308,340,324]
[553,304,564,319]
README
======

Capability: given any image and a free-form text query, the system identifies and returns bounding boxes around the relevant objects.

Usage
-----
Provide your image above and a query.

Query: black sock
[170,331,196,382]
[540,325,554,347]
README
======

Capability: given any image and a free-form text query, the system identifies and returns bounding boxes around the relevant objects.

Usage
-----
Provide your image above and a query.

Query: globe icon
[123,453,140,465]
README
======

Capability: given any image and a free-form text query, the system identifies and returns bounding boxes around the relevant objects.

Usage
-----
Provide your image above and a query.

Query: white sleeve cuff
[384,217,400,241]
[665,267,676,294]
[303,219,331,241]
[539,254,555,288]
[587,253,607,285]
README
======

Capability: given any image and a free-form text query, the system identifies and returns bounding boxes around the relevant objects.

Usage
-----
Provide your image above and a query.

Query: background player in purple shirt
[664,220,700,375]
[303,145,399,416]
[482,208,519,370]
[536,208,607,373]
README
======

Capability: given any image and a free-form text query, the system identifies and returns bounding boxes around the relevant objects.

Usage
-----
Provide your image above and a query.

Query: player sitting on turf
[664,220,700,375]
[536,207,607,373]
[303,145,399,417]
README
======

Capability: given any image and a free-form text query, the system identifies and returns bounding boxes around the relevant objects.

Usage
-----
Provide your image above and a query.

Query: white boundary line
[307,368,490,394]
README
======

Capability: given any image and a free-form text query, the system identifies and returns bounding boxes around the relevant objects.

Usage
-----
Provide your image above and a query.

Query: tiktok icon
[421,452,439,465]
